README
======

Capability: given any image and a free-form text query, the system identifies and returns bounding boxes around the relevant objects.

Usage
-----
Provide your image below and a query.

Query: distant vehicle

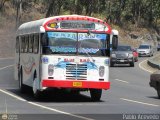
[150,71,160,99]
[110,45,134,67]
[157,43,160,51]
[137,44,154,57]
[132,48,138,62]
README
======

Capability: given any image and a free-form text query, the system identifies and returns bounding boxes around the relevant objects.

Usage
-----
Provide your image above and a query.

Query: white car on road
[137,44,154,57]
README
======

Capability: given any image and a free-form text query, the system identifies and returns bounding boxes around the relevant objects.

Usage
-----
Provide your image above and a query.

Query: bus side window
[16,37,19,53]
[24,35,29,53]
[34,34,39,54]
[29,35,33,53]
[21,36,25,53]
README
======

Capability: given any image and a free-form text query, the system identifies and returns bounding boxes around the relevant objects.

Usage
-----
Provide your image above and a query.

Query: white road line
[0,64,14,70]
[0,64,94,120]
[0,89,26,102]
[120,98,159,107]
[114,79,129,83]
[139,59,153,73]
[28,102,94,120]
[0,89,94,120]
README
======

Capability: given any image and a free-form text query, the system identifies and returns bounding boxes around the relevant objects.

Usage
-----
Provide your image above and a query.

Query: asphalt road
[0,57,159,120]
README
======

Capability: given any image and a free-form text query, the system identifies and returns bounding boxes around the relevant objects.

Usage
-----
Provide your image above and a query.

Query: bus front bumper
[42,80,110,90]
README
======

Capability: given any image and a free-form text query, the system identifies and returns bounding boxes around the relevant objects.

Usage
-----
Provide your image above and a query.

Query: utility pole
[16,0,22,29]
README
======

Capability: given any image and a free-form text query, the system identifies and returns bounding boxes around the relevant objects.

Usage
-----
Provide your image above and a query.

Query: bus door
[15,36,20,80]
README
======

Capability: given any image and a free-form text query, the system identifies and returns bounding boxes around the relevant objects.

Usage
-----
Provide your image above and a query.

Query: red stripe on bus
[43,15,111,34]
[42,80,110,90]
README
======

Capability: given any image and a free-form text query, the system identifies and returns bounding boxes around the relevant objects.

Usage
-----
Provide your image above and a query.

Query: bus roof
[17,15,111,35]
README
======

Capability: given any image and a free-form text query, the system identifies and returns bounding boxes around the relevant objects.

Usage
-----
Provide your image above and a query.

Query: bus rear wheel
[90,89,102,101]
[19,70,26,93]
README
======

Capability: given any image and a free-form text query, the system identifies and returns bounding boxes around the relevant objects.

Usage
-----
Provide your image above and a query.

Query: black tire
[110,62,114,67]
[19,69,26,93]
[90,89,102,101]
[32,74,42,99]
[33,90,42,100]
[149,53,152,57]
[135,58,138,62]
[130,62,134,67]
[157,83,160,99]
[157,90,160,99]
[71,90,80,95]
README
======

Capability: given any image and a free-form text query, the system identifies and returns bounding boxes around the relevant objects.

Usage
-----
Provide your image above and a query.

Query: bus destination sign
[60,21,95,30]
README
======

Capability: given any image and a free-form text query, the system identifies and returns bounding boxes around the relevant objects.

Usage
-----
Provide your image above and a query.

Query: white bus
[15,15,118,101]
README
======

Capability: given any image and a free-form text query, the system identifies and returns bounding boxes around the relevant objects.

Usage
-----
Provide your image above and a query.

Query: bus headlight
[99,66,105,77]
[48,64,54,76]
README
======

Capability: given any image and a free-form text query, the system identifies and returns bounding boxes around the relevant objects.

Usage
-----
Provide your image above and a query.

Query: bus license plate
[73,82,82,87]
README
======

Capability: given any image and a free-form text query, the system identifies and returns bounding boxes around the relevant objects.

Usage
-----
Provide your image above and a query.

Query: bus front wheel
[33,77,41,99]
[90,89,102,101]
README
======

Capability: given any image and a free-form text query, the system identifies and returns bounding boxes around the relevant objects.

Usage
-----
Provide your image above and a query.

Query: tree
[0,0,9,12]
[45,0,64,17]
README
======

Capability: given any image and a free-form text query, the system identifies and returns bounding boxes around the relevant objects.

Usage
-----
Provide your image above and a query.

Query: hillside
[0,0,159,57]
[0,20,15,57]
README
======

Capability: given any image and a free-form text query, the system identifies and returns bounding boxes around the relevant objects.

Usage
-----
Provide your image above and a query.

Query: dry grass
[0,26,15,57]
[113,25,158,48]
[152,54,160,63]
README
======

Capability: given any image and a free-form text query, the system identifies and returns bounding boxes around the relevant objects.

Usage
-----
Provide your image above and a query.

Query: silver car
[137,44,154,57]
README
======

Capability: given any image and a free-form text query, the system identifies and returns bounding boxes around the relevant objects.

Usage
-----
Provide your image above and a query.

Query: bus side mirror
[112,36,118,50]
[41,33,48,46]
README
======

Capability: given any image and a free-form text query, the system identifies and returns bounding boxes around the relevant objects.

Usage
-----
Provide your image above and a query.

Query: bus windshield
[43,32,108,56]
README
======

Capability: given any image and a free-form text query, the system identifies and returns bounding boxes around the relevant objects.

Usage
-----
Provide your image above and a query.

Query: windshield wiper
[79,42,95,63]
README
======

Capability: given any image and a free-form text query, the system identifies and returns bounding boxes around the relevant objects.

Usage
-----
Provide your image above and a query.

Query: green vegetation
[0,0,159,57]
[0,0,159,30]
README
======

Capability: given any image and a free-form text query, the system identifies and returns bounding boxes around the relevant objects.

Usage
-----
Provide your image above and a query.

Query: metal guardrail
[147,58,160,70]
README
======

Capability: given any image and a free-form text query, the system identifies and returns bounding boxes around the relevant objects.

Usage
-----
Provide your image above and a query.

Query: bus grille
[66,64,87,80]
